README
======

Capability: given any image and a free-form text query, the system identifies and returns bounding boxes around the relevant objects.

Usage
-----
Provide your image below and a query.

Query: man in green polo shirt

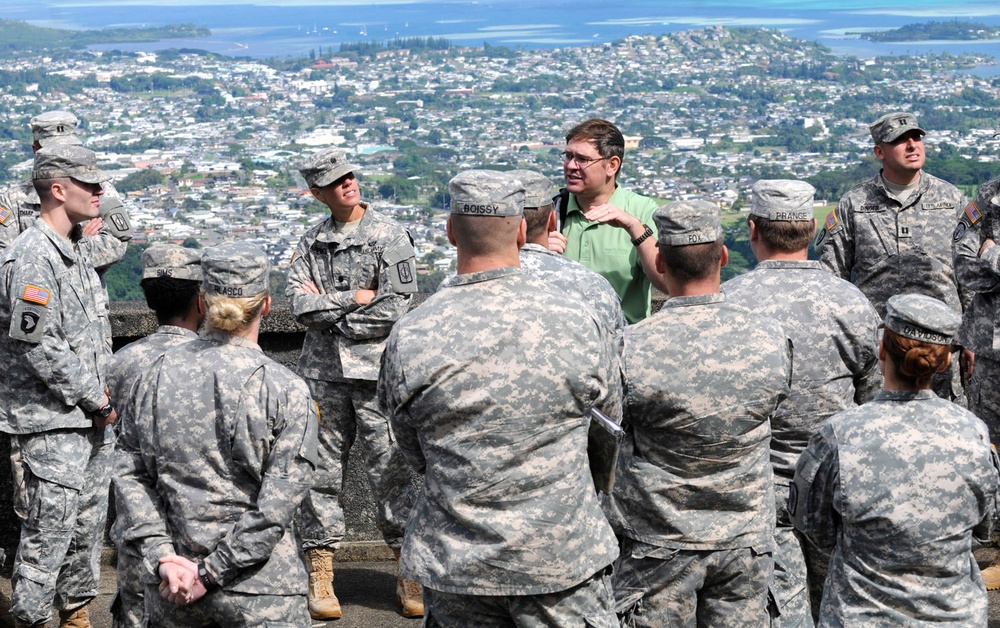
[549,118,666,323]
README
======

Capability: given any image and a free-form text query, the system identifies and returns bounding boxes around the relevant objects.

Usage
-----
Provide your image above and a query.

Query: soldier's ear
[446,216,456,246]
[873,144,885,161]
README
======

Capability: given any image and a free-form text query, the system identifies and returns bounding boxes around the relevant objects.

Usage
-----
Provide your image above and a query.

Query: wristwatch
[95,401,114,419]
[631,225,654,246]
[198,562,217,590]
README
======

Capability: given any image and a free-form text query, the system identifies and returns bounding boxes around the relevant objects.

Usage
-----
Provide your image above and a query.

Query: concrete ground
[0,549,421,628]
[5,547,1000,626]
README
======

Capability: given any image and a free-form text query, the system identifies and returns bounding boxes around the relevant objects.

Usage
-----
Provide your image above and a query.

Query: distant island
[0,19,210,57]
[855,20,1000,43]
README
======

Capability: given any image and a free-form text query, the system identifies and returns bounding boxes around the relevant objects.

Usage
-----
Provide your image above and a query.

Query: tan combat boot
[392,548,424,618]
[306,548,342,620]
[57,604,91,628]
[982,557,1000,591]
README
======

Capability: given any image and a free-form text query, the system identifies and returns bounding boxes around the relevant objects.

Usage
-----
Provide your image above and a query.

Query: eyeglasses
[560,151,606,168]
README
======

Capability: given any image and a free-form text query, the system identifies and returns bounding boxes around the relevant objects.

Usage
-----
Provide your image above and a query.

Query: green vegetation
[859,21,1000,43]
[103,244,147,302]
[339,37,451,55]
[0,20,209,58]
[117,168,168,194]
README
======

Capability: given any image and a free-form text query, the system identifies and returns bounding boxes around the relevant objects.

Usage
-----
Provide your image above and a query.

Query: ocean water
[5,0,1000,67]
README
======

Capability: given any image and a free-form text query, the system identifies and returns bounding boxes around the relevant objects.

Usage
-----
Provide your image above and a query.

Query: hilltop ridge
[0,19,210,57]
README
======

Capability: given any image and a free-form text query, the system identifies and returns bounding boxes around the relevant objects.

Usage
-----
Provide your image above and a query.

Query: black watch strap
[96,401,114,418]
[631,225,654,246]
[198,562,217,590]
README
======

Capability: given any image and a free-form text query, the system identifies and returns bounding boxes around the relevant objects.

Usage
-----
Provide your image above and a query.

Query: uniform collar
[202,330,262,352]
[662,292,726,309]
[754,259,823,270]
[873,389,937,402]
[445,266,521,287]
[156,325,200,338]
[520,242,557,256]
[34,217,80,264]
[316,202,370,245]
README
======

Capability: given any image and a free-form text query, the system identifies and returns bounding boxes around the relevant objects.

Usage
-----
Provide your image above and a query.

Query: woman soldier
[791,293,1000,625]
[114,242,318,626]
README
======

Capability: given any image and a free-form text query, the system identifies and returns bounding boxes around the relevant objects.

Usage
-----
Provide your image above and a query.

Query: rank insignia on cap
[0,207,9,224]
[825,209,838,230]
[22,285,51,306]
[965,201,982,225]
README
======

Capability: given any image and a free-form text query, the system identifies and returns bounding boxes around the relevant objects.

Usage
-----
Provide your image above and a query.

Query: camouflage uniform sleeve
[286,236,363,331]
[0,187,21,253]
[974,436,1000,546]
[331,228,417,340]
[790,422,840,549]
[953,183,1000,296]
[202,370,319,587]
[593,318,625,424]
[378,326,425,474]
[78,232,128,271]
[816,198,854,282]
[112,363,176,576]
[852,304,883,405]
[2,258,105,412]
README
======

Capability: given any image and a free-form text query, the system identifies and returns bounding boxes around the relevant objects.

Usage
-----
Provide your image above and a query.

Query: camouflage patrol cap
[870,112,925,144]
[448,170,524,217]
[509,170,554,210]
[884,293,960,345]
[201,242,270,298]
[749,180,815,222]
[142,244,202,281]
[32,145,109,184]
[299,147,361,188]
[30,111,82,148]
[654,200,722,246]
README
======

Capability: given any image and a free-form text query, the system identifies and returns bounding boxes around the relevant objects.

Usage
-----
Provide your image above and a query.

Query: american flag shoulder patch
[965,201,983,225]
[23,285,51,306]
[825,209,838,230]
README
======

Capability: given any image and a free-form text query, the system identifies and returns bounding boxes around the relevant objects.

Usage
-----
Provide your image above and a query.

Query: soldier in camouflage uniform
[113,242,319,627]
[378,170,622,627]
[0,146,118,628]
[286,147,421,619]
[0,111,133,266]
[791,293,999,626]
[952,174,1000,588]
[612,200,792,628]
[814,112,967,402]
[723,180,882,626]
[512,169,626,344]
[106,245,203,628]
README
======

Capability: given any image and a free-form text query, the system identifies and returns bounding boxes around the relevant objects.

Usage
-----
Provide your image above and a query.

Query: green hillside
[0,19,210,57]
